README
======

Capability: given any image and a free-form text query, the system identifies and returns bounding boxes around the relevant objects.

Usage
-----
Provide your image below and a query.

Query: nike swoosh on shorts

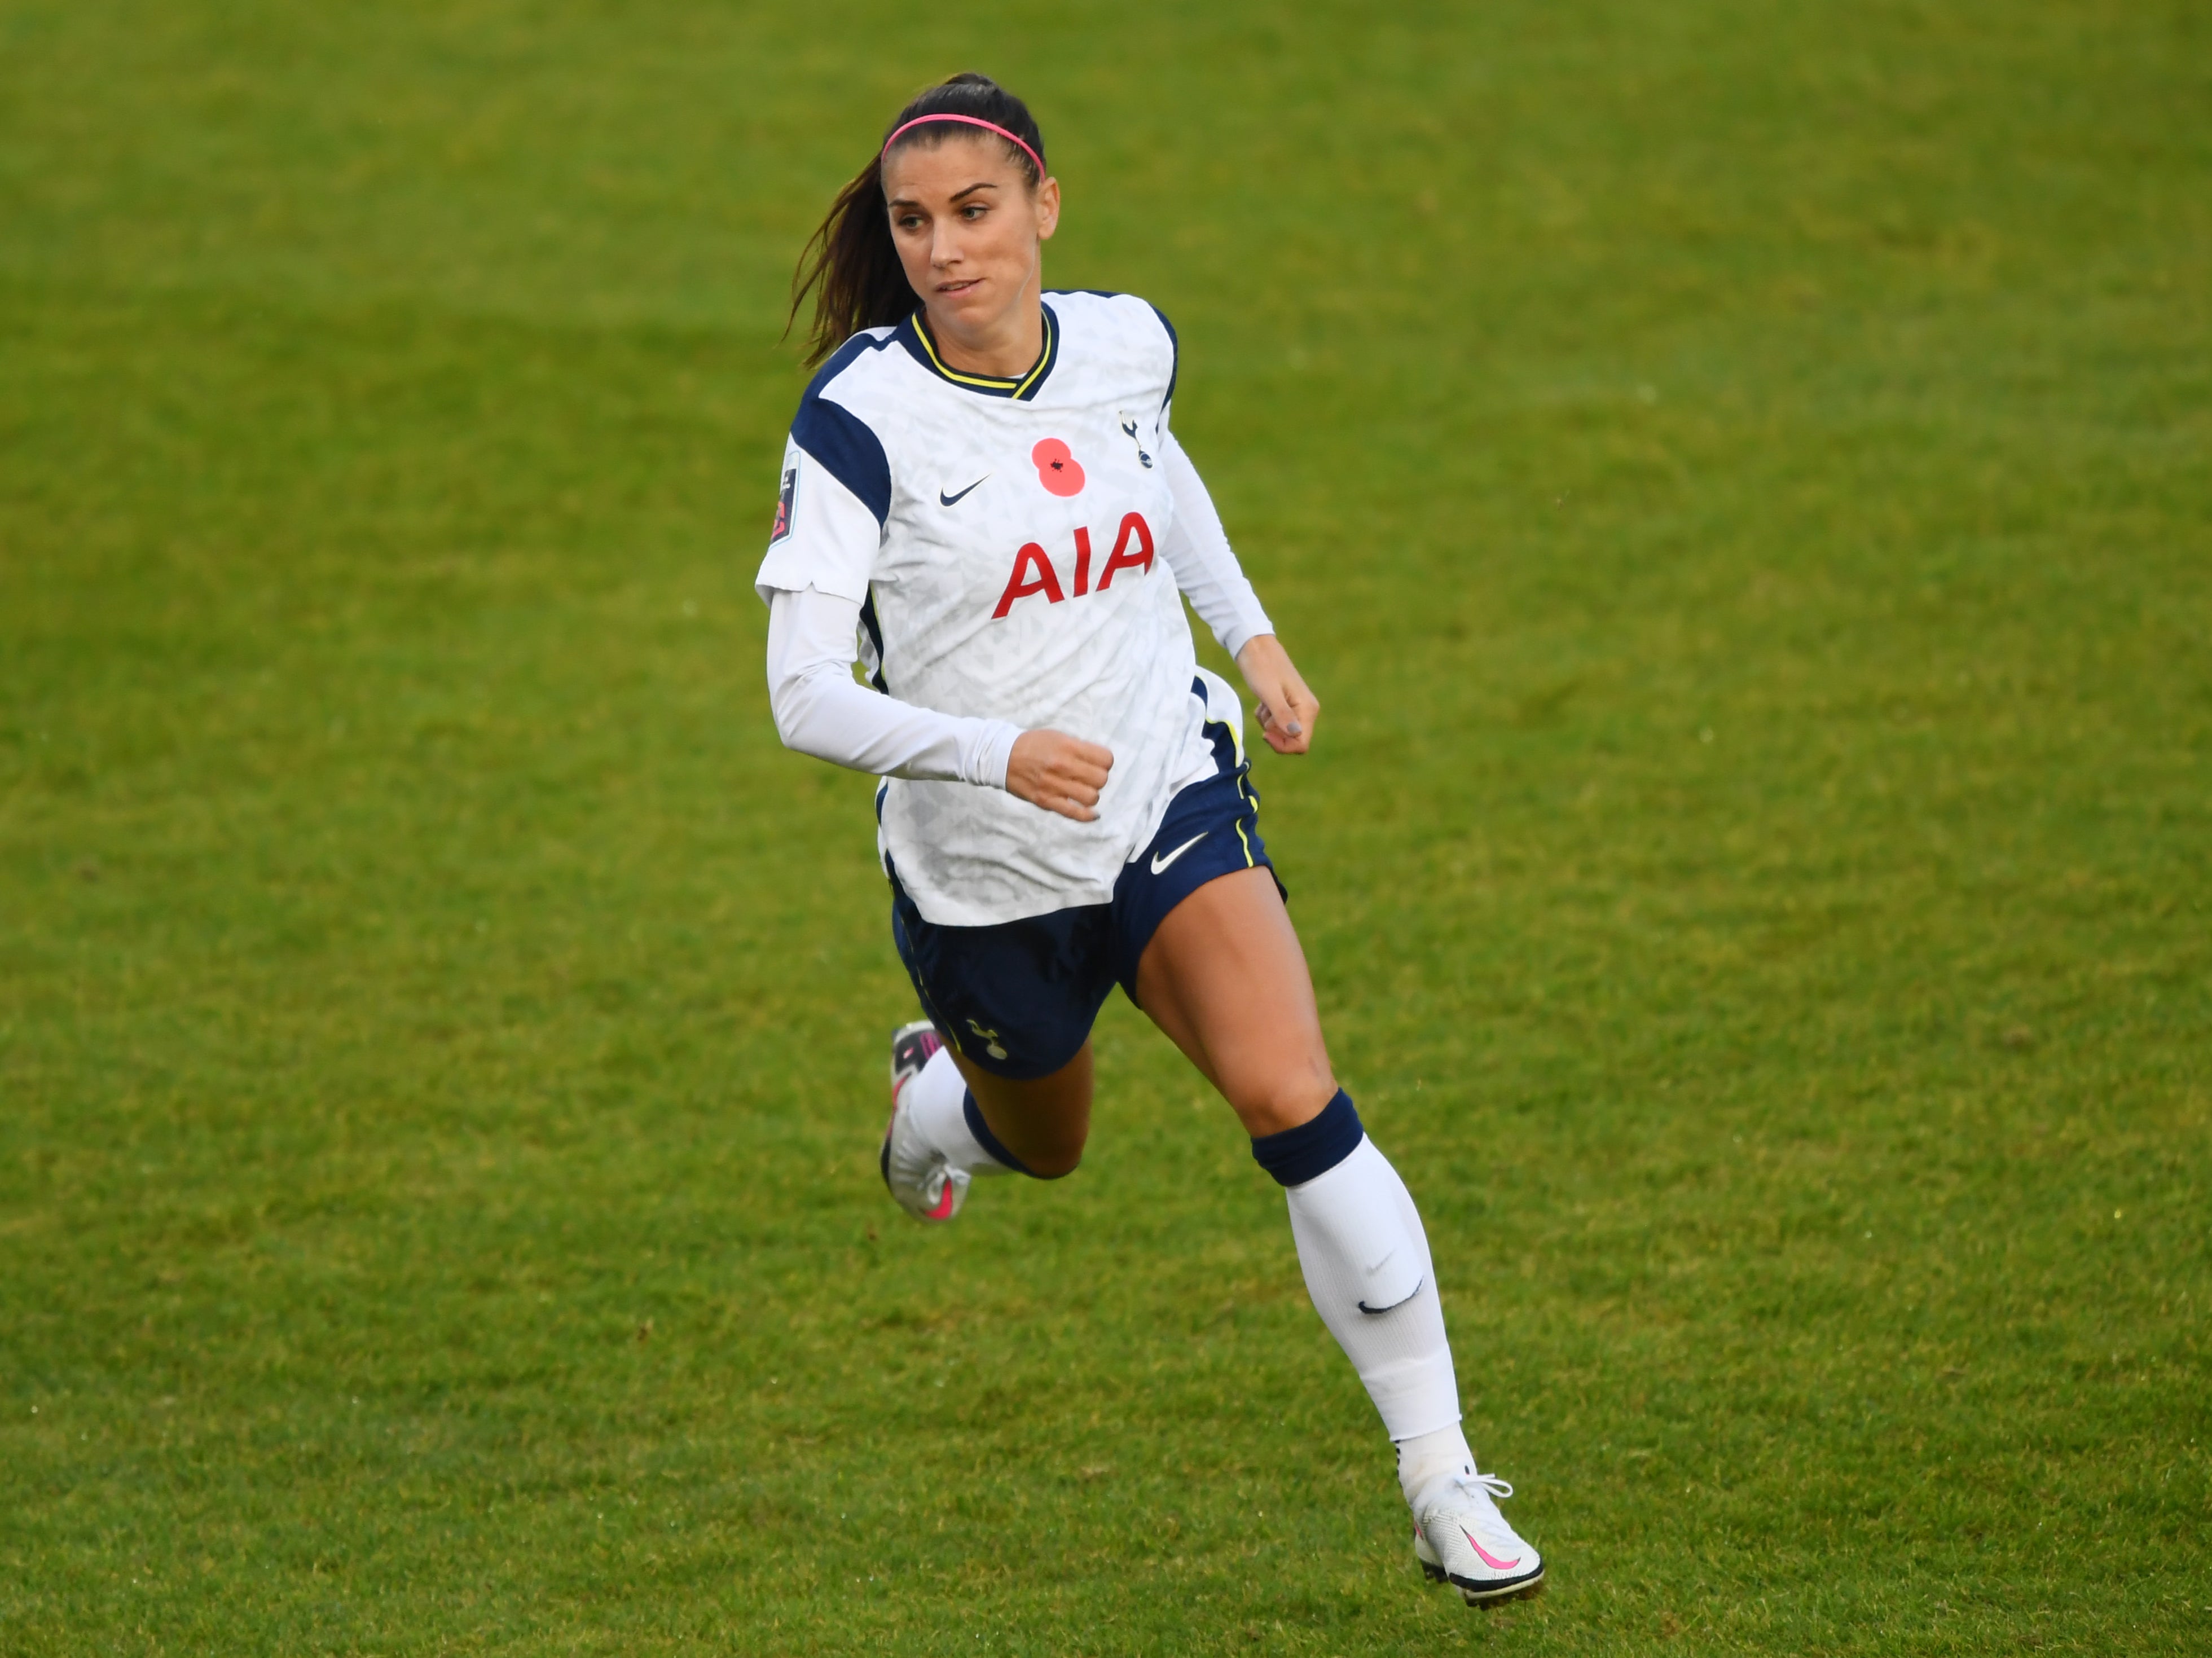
[938,477,987,507]
[1150,832,1207,875]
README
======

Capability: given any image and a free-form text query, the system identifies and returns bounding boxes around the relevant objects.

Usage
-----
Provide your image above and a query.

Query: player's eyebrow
[886,181,999,211]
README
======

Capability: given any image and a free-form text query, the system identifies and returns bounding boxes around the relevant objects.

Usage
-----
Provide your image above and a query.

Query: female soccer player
[759,73,1543,1604]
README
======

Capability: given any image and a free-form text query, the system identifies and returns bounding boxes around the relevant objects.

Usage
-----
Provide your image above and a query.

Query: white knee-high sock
[902,1044,1021,1176]
[1257,1091,1477,1504]
[1286,1134,1463,1439]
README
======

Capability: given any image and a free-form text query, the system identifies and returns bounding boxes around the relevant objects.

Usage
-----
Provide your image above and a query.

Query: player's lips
[936,278,983,295]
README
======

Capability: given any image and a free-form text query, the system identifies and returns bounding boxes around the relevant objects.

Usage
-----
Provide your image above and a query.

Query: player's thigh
[951,1040,1093,1178]
[1134,866,1336,1136]
[890,877,1107,1175]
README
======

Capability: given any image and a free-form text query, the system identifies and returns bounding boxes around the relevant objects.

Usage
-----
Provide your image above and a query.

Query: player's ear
[1034,175,1061,241]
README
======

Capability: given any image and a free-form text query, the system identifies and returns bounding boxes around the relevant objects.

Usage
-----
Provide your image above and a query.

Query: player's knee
[1022,1138,1085,1180]
[1233,1069,1338,1140]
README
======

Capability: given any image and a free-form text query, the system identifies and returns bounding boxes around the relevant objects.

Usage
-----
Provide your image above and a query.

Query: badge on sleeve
[769,466,798,544]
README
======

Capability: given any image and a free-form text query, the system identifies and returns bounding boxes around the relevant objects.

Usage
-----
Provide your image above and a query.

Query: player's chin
[934,280,996,319]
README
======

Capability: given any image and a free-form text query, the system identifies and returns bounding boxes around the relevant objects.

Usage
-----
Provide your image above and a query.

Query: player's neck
[923,277,1045,380]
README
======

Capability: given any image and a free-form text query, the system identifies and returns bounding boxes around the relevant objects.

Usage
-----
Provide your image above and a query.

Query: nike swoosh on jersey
[1150,833,1207,875]
[938,476,988,507]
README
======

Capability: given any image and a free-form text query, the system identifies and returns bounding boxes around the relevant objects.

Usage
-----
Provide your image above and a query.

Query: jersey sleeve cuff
[1221,615,1275,661]
[965,720,1022,790]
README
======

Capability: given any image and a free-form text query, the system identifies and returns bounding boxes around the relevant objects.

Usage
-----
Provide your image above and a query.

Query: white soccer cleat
[1411,1470,1546,1605]
[879,1020,968,1223]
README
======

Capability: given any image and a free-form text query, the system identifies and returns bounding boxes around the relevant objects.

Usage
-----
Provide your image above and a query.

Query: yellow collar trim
[913,307,1054,398]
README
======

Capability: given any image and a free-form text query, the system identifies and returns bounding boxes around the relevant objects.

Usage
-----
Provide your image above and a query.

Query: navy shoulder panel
[1148,303,1179,408]
[791,332,895,525]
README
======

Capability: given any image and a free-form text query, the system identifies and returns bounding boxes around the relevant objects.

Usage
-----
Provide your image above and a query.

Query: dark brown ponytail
[787,73,1048,368]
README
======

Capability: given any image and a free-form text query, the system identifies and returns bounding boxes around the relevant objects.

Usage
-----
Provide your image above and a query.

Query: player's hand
[1006,728,1114,821]
[1235,635,1319,755]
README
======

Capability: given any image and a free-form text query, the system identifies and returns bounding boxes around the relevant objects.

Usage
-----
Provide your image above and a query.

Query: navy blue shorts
[889,758,1282,1080]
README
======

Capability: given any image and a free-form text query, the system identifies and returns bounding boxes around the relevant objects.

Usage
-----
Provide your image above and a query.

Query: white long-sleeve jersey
[755,292,1271,927]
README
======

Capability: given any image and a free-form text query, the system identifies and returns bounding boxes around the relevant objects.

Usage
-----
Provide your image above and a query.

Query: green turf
[2,0,2207,1651]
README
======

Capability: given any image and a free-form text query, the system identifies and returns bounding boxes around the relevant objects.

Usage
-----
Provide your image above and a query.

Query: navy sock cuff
[1250,1089,1364,1186]
[962,1089,1035,1177]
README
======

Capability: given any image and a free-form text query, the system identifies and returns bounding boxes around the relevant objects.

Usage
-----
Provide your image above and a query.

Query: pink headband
[881,113,1046,182]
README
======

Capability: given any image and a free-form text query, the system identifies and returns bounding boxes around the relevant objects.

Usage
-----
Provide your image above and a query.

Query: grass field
[3,1,2208,1652]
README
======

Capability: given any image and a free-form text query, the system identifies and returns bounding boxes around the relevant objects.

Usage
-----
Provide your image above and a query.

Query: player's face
[882,135,1061,341]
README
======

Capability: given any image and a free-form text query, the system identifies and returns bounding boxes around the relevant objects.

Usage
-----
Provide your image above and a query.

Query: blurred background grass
[1,1,2207,1652]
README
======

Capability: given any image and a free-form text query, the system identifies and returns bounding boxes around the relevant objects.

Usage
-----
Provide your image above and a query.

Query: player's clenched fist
[1006,729,1114,821]
[1236,634,1320,756]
